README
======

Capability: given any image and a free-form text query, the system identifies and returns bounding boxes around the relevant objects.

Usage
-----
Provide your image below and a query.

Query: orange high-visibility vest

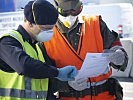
[44,16,112,82]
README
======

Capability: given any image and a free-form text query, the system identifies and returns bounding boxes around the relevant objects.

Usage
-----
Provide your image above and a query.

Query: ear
[28,21,34,28]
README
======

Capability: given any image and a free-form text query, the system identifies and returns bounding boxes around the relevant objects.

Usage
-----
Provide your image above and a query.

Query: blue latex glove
[56,66,77,81]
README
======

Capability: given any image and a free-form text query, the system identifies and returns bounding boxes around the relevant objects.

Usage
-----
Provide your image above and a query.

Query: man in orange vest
[39,0,128,100]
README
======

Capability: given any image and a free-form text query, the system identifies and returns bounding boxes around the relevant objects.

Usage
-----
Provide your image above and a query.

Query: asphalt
[115,77,133,100]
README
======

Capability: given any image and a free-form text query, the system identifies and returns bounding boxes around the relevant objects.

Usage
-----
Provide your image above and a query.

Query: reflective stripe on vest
[0,30,48,99]
[0,88,47,99]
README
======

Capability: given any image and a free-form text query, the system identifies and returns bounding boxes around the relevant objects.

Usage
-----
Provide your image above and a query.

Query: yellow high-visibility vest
[0,30,48,100]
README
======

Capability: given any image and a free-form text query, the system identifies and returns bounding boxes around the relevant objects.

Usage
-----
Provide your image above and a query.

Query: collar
[78,16,84,23]
[17,25,37,44]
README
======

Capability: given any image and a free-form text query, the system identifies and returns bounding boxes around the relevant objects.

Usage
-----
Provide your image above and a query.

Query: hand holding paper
[104,47,125,65]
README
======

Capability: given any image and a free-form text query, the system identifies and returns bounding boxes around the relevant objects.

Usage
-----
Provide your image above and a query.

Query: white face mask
[59,15,77,28]
[35,29,53,42]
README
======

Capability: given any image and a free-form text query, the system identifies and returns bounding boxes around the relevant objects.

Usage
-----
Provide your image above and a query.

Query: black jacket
[0,25,58,100]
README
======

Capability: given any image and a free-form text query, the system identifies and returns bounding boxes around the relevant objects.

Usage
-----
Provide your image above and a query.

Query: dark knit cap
[24,0,58,25]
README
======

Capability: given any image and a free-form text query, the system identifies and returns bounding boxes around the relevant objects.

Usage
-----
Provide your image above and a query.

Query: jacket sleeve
[0,36,59,79]
[99,16,128,71]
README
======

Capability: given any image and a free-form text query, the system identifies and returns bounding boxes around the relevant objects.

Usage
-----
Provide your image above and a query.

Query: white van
[79,3,133,38]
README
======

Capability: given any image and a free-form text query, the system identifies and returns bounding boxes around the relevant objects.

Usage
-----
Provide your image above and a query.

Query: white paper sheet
[76,53,111,80]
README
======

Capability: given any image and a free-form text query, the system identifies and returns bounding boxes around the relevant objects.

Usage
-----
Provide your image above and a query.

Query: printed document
[76,53,111,80]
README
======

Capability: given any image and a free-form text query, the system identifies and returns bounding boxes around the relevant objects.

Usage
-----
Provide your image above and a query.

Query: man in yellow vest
[40,0,128,100]
[0,0,77,100]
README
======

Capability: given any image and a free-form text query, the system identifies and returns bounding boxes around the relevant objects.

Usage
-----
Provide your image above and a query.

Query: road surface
[117,77,133,100]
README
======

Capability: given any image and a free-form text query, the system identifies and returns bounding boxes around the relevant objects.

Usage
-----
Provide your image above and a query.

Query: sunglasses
[58,5,83,17]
